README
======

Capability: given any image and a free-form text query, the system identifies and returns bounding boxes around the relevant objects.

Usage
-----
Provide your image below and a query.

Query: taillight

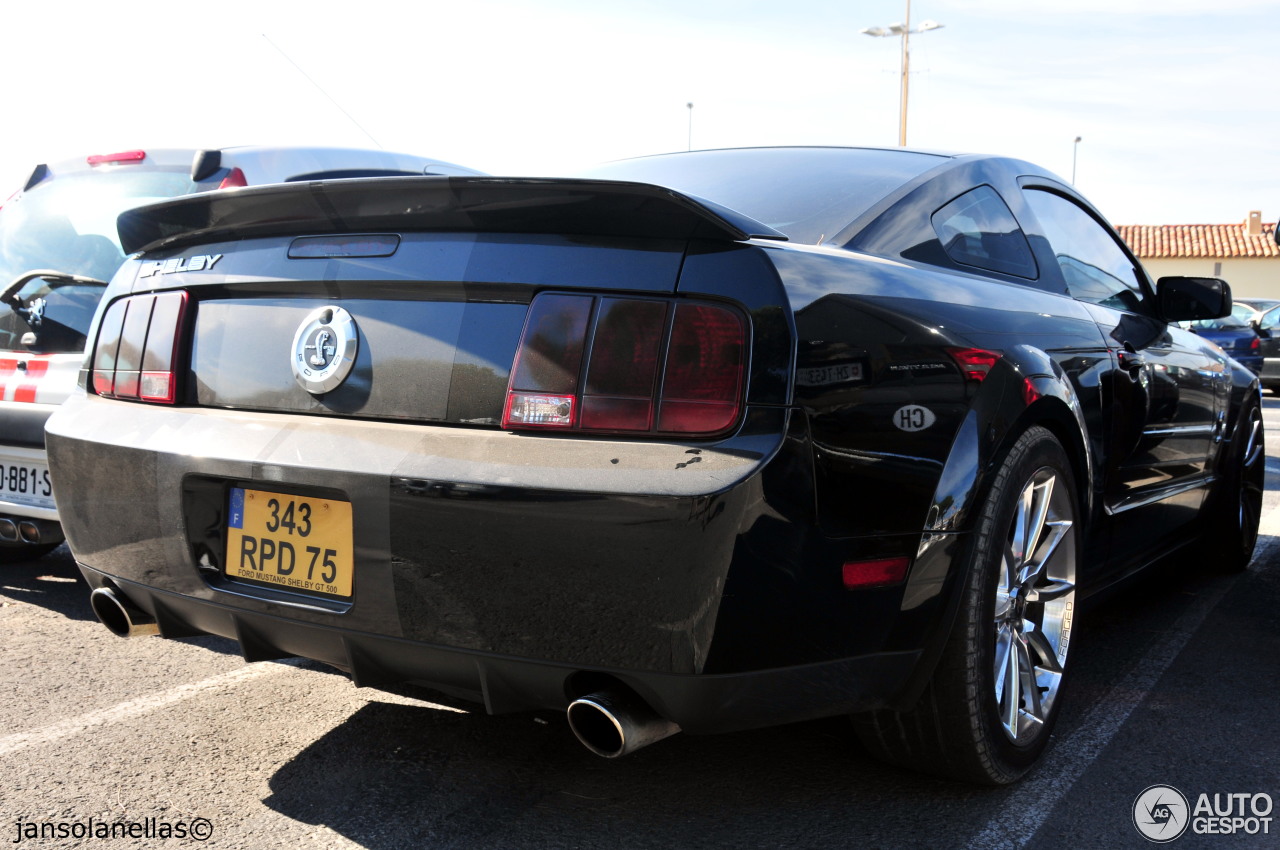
[218,168,248,189]
[1251,337,1260,351]
[87,150,146,166]
[92,291,188,404]
[947,347,1002,381]
[503,293,746,437]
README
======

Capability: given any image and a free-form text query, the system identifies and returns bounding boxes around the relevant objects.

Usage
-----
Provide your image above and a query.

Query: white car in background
[0,146,483,560]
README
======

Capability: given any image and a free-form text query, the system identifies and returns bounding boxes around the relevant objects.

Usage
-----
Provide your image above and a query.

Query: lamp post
[1072,136,1082,184]
[687,102,694,152]
[861,1,944,147]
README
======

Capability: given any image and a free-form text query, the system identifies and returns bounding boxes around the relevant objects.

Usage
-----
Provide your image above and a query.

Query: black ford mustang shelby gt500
[46,147,1261,784]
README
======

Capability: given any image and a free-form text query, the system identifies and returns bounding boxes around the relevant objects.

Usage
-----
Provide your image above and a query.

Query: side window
[1259,305,1280,332]
[931,186,1037,279]
[1023,189,1146,312]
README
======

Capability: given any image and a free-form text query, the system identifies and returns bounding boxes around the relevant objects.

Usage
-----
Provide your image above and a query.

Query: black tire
[1198,398,1264,573]
[0,541,60,563]
[854,426,1080,785]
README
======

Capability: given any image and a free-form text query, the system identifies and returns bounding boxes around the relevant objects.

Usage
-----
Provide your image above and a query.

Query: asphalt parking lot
[2,400,1279,849]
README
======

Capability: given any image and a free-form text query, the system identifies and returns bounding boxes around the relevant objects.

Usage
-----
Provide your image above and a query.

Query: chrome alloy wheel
[993,467,1077,744]
[1239,404,1265,553]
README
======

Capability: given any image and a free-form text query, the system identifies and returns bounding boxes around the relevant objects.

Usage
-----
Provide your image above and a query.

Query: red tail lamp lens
[217,167,248,189]
[92,291,187,404]
[842,557,910,589]
[87,150,147,165]
[91,299,130,396]
[581,298,667,431]
[657,304,744,433]
[504,294,593,429]
[503,294,746,437]
[947,347,1002,381]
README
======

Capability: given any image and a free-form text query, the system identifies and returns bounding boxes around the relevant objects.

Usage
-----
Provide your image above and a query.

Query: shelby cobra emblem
[291,305,358,394]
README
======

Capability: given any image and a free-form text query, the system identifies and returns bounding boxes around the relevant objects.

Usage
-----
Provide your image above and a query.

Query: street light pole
[861,3,943,147]
[898,0,911,147]
[1072,136,1082,184]
[687,102,694,152]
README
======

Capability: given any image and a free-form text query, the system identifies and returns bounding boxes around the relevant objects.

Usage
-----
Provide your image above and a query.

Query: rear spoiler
[117,176,787,255]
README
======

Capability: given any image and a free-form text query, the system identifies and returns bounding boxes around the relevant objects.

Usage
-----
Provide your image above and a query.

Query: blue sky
[3,0,1276,225]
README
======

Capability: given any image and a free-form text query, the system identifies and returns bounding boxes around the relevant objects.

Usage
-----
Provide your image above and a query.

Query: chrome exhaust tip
[89,587,160,638]
[567,689,680,758]
[17,521,40,544]
[0,519,17,542]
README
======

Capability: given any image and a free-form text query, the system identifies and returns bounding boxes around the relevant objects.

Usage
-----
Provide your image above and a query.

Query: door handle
[1118,344,1146,372]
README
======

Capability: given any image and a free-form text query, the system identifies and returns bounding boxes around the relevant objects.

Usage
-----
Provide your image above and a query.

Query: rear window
[0,168,195,285]
[0,167,194,352]
[576,147,945,245]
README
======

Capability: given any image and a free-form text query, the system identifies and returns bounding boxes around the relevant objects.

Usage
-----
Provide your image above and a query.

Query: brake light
[218,168,248,189]
[947,347,1002,381]
[1251,336,1260,351]
[87,150,147,166]
[92,291,188,403]
[503,293,746,437]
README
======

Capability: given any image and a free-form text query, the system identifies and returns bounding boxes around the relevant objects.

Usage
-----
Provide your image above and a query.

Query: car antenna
[261,34,384,150]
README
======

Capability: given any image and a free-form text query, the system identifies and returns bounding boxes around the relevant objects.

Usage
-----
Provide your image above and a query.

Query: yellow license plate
[225,487,354,597]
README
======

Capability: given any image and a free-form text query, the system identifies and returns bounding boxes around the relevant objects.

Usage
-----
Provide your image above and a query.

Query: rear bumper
[78,564,922,733]
[0,400,55,448]
[1261,356,1280,386]
[49,392,958,730]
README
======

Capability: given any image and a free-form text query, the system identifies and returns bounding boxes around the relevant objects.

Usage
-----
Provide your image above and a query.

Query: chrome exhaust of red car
[567,690,680,758]
[89,587,160,638]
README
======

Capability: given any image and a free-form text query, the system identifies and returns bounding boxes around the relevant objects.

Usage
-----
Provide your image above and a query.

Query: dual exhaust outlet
[0,517,48,545]
[87,587,679,757]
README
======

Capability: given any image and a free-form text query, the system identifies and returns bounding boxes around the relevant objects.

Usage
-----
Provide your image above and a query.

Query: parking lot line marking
[0,660,300,758]
[966,505,1280,850]
[0,654,469,759]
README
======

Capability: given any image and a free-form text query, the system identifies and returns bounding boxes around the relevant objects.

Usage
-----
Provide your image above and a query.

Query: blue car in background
[1180,314,1263,374]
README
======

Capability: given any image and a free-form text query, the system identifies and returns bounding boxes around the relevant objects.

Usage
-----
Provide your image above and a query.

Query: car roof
[21,145,483,190]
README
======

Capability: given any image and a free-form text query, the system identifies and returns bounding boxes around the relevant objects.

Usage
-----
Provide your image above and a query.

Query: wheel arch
[920,352,1096,538]
[893,353,1095,710]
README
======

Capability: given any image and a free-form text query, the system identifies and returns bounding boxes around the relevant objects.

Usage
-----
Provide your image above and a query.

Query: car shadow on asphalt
[261,698,1004,849]
[0,543,98,623]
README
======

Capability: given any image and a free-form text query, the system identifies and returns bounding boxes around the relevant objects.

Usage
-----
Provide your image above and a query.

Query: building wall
[1138,257,1280,299]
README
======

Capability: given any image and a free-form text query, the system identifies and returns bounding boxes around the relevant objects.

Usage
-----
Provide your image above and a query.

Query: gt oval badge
[893,405,936,432]
[291,306,358,394]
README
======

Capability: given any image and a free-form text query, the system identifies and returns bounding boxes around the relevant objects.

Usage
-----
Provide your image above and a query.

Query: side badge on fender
[291,305,358,394]
[893,405,936,432]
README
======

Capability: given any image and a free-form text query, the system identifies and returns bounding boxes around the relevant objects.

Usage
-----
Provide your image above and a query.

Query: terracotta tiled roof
[1116,221,1280,259]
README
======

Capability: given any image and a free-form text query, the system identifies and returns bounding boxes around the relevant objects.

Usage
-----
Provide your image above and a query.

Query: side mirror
[1157,276,1231,323]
